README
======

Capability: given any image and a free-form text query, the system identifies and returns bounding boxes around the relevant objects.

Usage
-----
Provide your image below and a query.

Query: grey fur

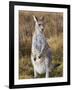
[31,16,52,78]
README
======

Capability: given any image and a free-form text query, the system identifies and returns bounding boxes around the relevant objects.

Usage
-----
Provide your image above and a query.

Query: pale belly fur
[34,60,46,74]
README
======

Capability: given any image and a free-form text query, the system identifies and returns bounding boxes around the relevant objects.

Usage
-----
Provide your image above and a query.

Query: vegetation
[19,11,63,79]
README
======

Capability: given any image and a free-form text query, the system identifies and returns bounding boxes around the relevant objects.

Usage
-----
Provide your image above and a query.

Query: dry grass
[19,56,33,79]
[48,34,63,77]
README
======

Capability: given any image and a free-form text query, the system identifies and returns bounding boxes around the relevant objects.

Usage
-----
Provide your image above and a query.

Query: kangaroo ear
[33,15,38,23]
[39,16,44,21]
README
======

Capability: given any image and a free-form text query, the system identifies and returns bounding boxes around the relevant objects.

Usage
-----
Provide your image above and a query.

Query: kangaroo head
[33,16,44,32]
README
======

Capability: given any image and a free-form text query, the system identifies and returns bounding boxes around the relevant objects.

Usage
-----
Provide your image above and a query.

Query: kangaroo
[31,16,52,78]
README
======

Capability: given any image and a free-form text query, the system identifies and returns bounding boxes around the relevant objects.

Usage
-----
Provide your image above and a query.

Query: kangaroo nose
[41,26,44,31]
[34,57,36,61]
[42,28,44,31]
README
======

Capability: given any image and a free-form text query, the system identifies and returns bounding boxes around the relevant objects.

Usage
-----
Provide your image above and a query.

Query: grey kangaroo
[31,16,59,78]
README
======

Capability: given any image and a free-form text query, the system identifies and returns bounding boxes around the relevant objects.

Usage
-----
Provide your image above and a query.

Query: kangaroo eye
[39,24,41,26]
[34,57,36,61]
[38,55,41,58]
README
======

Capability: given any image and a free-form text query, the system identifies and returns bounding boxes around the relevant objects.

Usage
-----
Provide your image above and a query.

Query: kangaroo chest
[32,32,45,52]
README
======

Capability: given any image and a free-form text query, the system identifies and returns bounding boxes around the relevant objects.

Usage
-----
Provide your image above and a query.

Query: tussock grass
[19,56,34,79]
[48,34,63,77]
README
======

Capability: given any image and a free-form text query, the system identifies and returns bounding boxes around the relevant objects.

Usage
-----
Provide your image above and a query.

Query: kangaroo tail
[49,63,60,72]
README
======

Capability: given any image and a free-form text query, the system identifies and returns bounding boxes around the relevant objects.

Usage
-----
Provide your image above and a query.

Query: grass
[19,34,63,79]
[19,56,33,79]
[48,34,63,77]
